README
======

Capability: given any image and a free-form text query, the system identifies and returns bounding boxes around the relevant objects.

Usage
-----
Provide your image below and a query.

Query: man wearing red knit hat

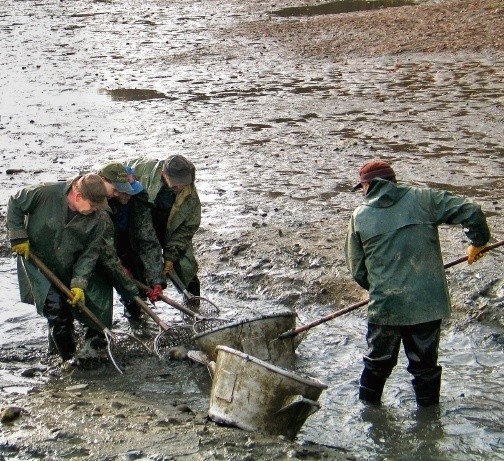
[345,159,491,407]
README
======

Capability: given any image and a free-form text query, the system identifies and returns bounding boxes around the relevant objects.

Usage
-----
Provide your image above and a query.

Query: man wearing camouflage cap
[97,162,165,320]
[345,159,490,407]
[7,174,111,363]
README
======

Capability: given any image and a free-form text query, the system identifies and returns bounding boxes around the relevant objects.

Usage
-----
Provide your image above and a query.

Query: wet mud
[1,0,504,460]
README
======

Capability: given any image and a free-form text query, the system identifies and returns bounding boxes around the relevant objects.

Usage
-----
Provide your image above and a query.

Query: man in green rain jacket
[128,155,201,298]
[7,174,112,362]
[345,160,490,407]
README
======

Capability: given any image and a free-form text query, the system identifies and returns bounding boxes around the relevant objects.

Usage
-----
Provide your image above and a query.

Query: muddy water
[295,309,504,460]
[272,0,420,17]
[1,0,503,460]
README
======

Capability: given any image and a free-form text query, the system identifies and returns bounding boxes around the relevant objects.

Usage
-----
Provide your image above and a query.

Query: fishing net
[182,295,220,319]
[74,329,153,374]
[109,331,153,366]
[115,296,232,356]
[192,317,231,334]
[153,324,195,354]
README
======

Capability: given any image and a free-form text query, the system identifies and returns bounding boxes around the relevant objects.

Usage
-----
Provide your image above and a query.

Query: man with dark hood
[128,155,201,300]
[7,174,111,363]
[345,159,491,407]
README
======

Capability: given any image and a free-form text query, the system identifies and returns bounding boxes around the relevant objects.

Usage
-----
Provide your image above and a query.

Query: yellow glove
[12,241,30,259]
[164,260,174,276]
[69,287,85,305]
[467,245,486,265]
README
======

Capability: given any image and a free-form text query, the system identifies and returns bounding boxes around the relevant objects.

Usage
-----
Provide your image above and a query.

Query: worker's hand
[12,241,30,259]
[163,260,174,276]
[147,284,163,303]
[69,287,85,305]
[467,244,486,265]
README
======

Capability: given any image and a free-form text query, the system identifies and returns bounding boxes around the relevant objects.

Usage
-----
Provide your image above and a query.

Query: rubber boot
[413,367,442,407]
[123,300,141,320]
[359,385,384,405]
[186,276,201,298]
[359,370,386,405]
[47,326,58,356]
[43,287,76,361]
[50,325,76,361]
[85,328,107,350]
[184,276,201,311]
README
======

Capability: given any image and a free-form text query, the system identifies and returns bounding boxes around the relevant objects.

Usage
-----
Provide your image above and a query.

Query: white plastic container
[208,345,328,439]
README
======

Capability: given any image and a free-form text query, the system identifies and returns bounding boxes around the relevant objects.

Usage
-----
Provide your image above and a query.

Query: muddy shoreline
[1,0,503,459]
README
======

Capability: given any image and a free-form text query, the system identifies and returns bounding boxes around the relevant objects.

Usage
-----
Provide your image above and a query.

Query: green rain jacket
[128,158,201,287]
[7,179,113,329]
[345,179,490,326]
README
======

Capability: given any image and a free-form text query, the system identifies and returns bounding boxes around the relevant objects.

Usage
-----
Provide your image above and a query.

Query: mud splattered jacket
[92,214,140,312]
[6,179,113,328]
[129,158,201,286]
[345,179,490,326]
[107,191,165,288]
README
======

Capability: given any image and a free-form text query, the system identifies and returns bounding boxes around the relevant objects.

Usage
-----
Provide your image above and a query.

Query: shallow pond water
[295,307,504,460]
[1,0,503,459]
[1,257,503,460]
[272,0,421,17]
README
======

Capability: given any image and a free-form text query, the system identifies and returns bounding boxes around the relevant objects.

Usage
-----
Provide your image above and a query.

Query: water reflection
[294,309,504,460]
[360,404,449,460]
[272,0,420,17]
[99,88,170,101]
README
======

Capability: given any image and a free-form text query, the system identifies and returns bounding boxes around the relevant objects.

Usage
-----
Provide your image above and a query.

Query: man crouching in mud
[7,174,111,365]
[345,160,490,407]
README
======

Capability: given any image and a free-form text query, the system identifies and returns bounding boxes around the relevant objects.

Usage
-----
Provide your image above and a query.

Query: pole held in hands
[278,239,504,340]
[443,240,504,268]
[167,269,195,300]
[28,253,112,335]
[27,252,125,373]
[132,278,202,320]
[133,296,170,331]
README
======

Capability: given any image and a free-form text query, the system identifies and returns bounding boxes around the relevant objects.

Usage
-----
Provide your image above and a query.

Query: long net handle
[443,239,504,268]
[167,269,193,298]
[132,278,202,320]
[133,296,170,331]
[28,253,109,333]
[27,253,124,373]
[279,239,504,340]
[167,269,220,313]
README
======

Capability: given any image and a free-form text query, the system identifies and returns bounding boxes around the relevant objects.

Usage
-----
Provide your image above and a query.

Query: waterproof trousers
[359,319,442,407]
[42,286,76,361]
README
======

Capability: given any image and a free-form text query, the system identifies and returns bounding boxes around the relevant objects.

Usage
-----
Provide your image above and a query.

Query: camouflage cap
[98,162,143,195]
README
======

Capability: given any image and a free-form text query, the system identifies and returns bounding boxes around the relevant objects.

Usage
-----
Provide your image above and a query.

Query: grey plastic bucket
[208,346,328,439]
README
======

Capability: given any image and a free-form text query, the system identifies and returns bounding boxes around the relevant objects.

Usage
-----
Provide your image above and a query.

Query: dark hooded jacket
[107,190,165,288]
[128,158,201,286]
[345,179,490,326]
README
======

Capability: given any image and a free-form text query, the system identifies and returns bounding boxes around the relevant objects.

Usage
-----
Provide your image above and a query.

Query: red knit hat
[352,160,396,191]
